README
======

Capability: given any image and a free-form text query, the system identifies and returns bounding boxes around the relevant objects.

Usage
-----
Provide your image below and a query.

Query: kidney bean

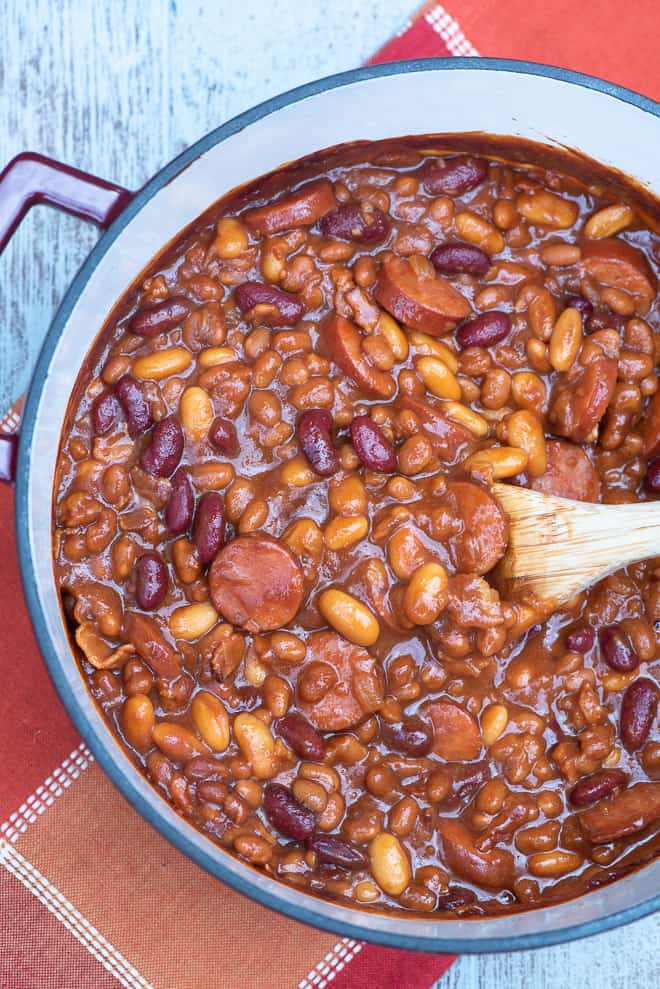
[422,156,488,196]
[644,458,660,493]
[599,625,639,673]
[586,308,626,334]
[235,282,303,327]
[129,296,192,336]
[91,391,120,436]
[296,409,340,476]
[306,835,367,869]
[451,761,491,804]
[209,417,239,456]
[116,375,152,436]
[430,242,491,276]
[263,783,315,840]
[565,625,595,654]
[456,311,511,349]
[141,417,184,477]
[564,295,594,318]
[192,492,225,565]
[436,887,478,911]
[165,468,194,535]
[381,717,433,757]
[319,204,390,244]
[349,415,398,473]
[569,769,628,807]
[277,713,325,761]
[620,677,659,750]
[135,551,168,610]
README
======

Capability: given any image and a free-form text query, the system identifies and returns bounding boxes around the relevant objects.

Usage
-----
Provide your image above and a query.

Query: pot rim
[15,57,660,954]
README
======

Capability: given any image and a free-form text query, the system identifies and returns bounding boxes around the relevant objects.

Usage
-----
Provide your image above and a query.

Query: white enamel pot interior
[16,59,660,952]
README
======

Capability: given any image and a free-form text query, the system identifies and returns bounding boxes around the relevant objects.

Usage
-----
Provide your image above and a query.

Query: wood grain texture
[493,482,660,603]
[0,2,658,987]
[0,0,414,409]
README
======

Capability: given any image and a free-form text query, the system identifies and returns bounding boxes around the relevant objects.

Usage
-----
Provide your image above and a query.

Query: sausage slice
[582,238,656,315]
[374,255,471,335]
[642,390,660,458]
[549,358,617,442]
[320,313,396,399]
[578,782,660,844]
[531,439,600,502]
[209,534,304,632]
[437,819,516,889]
[395,395,474,463]
[124,612,180,680]
[243,179,337,236]
[446,574,504,628]
[297,631,383,732]
[423,699,482,761]
[439,480,509,574]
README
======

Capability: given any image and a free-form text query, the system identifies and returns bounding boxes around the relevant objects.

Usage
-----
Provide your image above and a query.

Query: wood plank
[438,912,660,989]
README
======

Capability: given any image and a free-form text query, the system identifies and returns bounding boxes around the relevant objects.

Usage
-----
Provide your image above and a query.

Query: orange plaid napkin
[2,4,659,988]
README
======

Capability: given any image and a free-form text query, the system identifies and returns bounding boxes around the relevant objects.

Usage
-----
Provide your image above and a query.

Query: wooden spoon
[493,483,660,606]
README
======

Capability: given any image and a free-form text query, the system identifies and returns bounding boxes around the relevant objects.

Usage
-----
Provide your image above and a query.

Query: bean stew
[53,137,660,917]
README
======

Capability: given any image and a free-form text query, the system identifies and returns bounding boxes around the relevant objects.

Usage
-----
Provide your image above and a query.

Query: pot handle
[0,152,133,253]
[0,152,134,482]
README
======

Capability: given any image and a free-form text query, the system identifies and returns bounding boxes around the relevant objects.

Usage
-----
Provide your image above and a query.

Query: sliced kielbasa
[530,439,600,502]
[642,390,660,458]
[353,558,408,635]
[243,179,337,236]
[319,313,396,399]
[421,156,488,197]
[395,396,474,463]
[208,534,304,633]
[123,612,180,679]
[446,574,504,629]
[549,358,617,442]
[297,630,383,732]
[374,255,471,336]
[581,238,656,315]
[437,819,516,889]
[578,782,660,844]
[423,699,482,761]
[438,480,509,574]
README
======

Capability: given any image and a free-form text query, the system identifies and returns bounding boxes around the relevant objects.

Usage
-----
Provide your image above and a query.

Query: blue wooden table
[0,1,658,986]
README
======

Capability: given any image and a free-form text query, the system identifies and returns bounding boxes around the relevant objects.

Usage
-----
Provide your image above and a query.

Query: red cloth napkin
[371,0,660,101]
[2,4,659,987]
